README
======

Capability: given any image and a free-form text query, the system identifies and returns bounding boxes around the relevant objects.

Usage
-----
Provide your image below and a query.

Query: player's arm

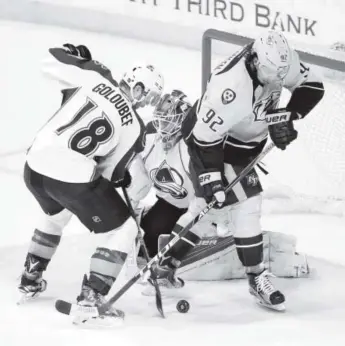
[125,154,152,204]
[124,129,158,205]
[188,99,225,181]
[284,49,325,119]
[267,49,325,150]
[188,79,243,206]
[41,43,117,88]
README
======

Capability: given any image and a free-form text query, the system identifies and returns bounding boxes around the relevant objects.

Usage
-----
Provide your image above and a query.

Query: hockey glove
[265,108,301,124]
[199,172,226,208]
[113,170,132,189]
[268,121,298,150]
[62,44,92,60]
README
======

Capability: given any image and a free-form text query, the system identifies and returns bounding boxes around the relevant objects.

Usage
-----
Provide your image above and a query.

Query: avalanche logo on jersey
[150,160,188,199]
[253,90,281,122]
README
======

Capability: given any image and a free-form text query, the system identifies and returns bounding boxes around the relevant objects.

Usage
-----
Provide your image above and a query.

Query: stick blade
[55,299,72,315]
[155,291,165,318]
[148,277,165,318]
[55,299,100,318]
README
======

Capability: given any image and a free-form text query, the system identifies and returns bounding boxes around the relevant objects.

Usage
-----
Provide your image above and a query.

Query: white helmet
[120,64,164,107]
[252,31,292,84]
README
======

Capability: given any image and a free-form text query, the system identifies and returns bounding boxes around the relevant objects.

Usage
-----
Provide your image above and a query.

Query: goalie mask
[251,31,292,84]
[120,64,164,108]
[152,90,191,151]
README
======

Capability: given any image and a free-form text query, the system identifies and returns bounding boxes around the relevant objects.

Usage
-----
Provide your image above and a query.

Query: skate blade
[253,296,286,312]
[17,292,41,305]
[257,299,286,311]
[249,289,286,312]
[73,312,125,328]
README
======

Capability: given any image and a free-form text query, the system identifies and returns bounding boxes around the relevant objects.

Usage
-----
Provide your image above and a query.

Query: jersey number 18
[55,98,114,156]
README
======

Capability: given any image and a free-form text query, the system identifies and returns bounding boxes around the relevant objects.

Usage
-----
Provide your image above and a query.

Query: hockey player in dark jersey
[148,31,324,311]
[18,43,163,324]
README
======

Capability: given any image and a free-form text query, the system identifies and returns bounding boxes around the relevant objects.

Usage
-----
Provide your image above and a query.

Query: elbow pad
[287,82,325,118]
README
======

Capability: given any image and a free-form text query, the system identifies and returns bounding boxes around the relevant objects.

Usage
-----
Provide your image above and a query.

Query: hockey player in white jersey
[183,30,325,310]
[128,91,308,285]
[18,43,163,321]
[131,31,324,312]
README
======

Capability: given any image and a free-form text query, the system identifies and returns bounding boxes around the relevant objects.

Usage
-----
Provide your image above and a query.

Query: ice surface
[1,20,345,346]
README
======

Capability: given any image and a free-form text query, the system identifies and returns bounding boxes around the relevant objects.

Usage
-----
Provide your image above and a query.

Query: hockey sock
[27,229,61,264]
[234,233,264,267]
[26,209,71,266]
[89,248,127,295]
[89,217,137,295]
[245,263,265,274]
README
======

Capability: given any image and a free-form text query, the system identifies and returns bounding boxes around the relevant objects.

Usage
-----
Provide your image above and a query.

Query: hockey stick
[121,187,165,318]
[55,142,275,319]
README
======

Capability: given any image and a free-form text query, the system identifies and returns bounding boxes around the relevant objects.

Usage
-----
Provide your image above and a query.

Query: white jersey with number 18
[27,48,145,183]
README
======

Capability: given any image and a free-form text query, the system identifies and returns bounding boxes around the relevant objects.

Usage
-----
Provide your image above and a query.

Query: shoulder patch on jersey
[221,89,236,105]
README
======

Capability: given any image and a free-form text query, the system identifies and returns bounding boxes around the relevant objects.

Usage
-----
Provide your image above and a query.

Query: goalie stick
[121,187,165,318]
[55,142,275,320]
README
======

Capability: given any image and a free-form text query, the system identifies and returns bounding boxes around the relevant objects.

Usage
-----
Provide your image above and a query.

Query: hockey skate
[18,255,47,305]
[247,269,285,311]
[73,275,124,327]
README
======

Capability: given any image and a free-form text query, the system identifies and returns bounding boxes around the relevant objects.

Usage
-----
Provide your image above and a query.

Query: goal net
[202,29,345,217]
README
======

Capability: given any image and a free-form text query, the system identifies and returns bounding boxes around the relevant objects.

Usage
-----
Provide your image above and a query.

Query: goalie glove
[113,170,132,188]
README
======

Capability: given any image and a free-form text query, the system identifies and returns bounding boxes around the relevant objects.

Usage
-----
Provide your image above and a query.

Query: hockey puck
[176,300,190,313]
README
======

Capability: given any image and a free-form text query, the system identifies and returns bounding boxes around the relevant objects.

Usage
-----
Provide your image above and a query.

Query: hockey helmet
[252,31,292,84]
[153,90,191,148]
[120,64,164,107]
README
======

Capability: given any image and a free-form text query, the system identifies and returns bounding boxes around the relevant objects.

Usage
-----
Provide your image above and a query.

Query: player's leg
[230,195,285,310]
[140,197,187,257]
[19,163,72,298]
[46,176,136,315]
[222,162,284,308]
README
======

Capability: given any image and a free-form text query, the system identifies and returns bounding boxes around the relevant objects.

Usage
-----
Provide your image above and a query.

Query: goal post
[201,29,345,216]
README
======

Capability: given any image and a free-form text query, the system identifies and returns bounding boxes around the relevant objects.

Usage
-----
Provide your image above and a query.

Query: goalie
[127,90,309,284]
